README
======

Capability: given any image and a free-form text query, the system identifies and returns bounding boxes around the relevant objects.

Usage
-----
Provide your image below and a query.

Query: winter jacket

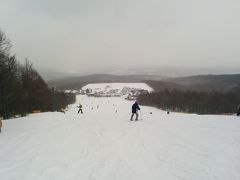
[132,103,140,113]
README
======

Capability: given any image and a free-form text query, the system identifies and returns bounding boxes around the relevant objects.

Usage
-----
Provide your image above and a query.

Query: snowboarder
[77,104,83,114]
[130,100,140,121]
[237,105,240,116]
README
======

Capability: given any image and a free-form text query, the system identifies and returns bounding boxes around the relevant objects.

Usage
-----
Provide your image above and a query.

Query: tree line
[138,88,240,114]
[0,29,75,119]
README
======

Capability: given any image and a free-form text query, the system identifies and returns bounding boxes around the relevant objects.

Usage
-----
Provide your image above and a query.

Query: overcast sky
[0,0,240,76]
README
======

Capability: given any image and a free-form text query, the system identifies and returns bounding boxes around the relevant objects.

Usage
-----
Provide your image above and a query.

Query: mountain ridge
[47,73,240,92]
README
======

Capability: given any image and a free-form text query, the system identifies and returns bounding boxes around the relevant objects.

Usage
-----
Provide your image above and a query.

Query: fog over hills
[48,74,165,90]
[160,74,240,92]
[48,73,240,92]
[41,66,240,81]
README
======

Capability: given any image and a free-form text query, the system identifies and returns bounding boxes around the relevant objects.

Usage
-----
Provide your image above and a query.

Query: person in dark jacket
[77,104,83,114]
[130,100,140,121]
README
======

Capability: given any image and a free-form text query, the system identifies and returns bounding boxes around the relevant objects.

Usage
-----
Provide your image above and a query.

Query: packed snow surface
[1,94,240,180]
[82,83,153,92]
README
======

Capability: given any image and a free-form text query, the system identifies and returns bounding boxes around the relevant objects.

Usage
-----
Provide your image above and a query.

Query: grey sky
[0,0,240,75]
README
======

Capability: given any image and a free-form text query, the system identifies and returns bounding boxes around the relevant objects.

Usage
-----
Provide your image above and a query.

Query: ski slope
[1,95,240,180]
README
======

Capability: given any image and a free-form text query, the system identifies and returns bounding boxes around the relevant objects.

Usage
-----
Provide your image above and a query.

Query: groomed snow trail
[1,95,240,180]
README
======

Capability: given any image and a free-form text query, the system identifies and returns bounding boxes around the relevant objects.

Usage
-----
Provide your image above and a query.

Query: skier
[130,100,140,121]
[77,103,83,114]
[237,105,240,116]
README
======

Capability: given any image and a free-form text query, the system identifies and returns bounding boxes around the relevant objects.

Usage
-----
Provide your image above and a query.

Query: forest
[138,87,240,114]
[0,30,75,119]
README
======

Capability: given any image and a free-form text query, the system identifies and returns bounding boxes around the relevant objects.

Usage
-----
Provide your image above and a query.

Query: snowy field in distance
[82,83,153,92]
[1,82,240,180]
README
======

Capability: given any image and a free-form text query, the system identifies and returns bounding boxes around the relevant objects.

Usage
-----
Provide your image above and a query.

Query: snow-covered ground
[1,94,240,179]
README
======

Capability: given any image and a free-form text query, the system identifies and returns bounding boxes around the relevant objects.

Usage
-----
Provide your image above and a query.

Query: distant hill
[161,74,240,92]
[48,74,165,90]
[143,80,186,92]
[47,73,240,92]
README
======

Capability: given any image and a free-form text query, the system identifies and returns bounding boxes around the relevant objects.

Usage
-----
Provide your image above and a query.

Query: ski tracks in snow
[1,95,240,180]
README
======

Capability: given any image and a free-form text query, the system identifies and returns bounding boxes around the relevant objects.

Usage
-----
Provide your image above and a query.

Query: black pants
[130,113,139,120]
[78,109,83,114]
